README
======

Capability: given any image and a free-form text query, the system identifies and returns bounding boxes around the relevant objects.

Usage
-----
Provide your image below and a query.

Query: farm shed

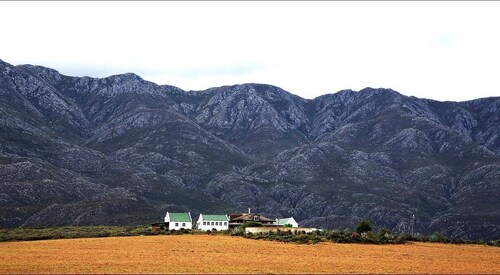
[273,217,299,228]
[164,212,192,230]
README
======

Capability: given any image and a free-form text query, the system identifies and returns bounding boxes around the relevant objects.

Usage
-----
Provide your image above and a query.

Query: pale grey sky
[1,1,499,101]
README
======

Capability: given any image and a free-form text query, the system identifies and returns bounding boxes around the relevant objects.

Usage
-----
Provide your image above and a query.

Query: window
[216,222,219,226]
[203,221,207,225]
[211,222,214,226]
[224,222,227,226]
[175,223,179,227]
[182,223,186,227]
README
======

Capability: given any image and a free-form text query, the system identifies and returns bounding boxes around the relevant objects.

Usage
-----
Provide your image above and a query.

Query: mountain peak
[17,64,63,78]
[0,59,11,68]
[107,72,144,82]
[358,87,401,97]
[199,83,282,94]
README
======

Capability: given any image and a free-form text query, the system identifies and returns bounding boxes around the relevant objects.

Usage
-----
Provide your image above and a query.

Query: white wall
[197,216,229,231]
[287,217,299,228]
[245,227,316,234]
[168,221,192,230]
[197,221,228,231]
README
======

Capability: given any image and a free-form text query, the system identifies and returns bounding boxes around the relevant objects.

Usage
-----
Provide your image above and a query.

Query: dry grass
[0,235,498,274]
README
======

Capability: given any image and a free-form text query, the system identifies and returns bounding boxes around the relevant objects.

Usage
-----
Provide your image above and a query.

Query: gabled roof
[168,212,192,222]
[200,214,228,221]
[228,213,275,222]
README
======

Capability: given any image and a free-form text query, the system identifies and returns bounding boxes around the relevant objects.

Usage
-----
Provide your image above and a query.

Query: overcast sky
[1,1,499,101]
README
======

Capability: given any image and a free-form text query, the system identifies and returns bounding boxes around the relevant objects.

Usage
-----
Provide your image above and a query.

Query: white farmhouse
[164,212,192,230]
[197,214,229,231]
[273,217,299,228]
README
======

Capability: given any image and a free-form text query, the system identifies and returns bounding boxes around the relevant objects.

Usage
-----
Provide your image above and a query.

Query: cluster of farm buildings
[151,210,315,233]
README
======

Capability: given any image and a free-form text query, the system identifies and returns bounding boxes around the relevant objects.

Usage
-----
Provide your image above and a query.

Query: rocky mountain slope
[0,59,498,240]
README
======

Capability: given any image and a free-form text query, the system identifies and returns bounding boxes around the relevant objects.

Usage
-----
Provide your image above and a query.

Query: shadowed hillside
[0,59,498,240]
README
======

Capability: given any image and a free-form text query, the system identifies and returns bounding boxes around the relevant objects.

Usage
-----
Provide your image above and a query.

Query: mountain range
[0,59,498,240]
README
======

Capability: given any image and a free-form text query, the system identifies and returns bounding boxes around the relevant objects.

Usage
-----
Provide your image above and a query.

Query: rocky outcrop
[0,59,498,240]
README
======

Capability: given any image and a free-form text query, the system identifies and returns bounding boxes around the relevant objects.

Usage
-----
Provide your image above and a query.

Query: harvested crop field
[0,235,498,274]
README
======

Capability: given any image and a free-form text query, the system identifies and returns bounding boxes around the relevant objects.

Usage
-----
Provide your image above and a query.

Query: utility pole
[411,214,415,236]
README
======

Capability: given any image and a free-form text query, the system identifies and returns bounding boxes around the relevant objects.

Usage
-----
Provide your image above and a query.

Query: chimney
[248,207,251,214]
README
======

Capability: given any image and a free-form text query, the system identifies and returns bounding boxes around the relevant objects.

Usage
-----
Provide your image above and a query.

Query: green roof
[168,212,192,222]
[273,218,291,225]
[202,214,228,221]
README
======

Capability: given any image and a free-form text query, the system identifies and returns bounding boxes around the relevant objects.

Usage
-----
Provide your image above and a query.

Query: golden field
[0,235,498,274]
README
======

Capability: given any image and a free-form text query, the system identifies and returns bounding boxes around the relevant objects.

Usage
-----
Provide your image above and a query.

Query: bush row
[0,226,164,242]
[407,232,499,246]
[240,229,500,246]
[1,226,498,247]
[239,229,407,245]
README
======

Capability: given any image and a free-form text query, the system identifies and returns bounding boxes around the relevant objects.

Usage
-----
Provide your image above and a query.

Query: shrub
[394,234,408,244]
[230,229,244,236]
[429,232,447,243]
[294,234,311,244]
[355,219,372,234]
[241,221,263,229]
[378,228,390,238]
[363,231,377,243]
[487,240,500,247]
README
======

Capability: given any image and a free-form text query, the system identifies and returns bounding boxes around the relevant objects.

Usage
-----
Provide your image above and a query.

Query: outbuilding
[197,214,229,231]
[228,212,275,228]
[273,217,299,228]
[164,212,192,230]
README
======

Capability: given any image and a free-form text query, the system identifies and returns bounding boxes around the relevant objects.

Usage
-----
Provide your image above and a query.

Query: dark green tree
[355,219,372,234]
